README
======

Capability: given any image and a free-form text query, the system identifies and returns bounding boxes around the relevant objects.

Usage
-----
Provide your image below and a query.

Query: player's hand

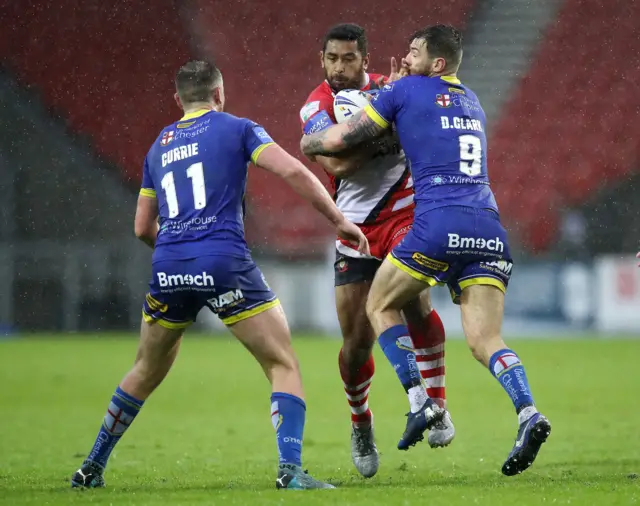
[386,57,409,83]
[336,219,370,256]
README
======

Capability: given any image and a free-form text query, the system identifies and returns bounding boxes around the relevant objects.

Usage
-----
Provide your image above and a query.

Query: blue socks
[87,386,144,469]
[489,349,535,414]
[378,324,422,391]
[271,392,305,466]
[378,324,430,412]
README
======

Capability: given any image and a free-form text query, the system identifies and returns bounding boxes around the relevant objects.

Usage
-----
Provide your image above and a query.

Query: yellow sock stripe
[113,392,143,411]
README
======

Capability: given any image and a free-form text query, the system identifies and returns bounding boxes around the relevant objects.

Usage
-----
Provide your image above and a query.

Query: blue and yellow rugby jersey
[140,109,274,260]
[364,75,498,217]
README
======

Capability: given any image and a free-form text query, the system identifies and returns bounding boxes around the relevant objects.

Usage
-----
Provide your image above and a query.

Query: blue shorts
[142,255,279,329]
[389,206,513,304]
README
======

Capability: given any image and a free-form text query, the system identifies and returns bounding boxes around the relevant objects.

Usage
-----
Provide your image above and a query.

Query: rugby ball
[333,89,371,123]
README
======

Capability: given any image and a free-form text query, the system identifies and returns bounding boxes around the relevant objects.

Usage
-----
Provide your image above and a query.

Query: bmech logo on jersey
[157,271,215,288]
[208,289,245,310]
[447,234,505,252]
[160,130,174,146]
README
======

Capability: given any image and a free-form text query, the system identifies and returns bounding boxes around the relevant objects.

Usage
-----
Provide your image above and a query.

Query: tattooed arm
[300,109,389,157]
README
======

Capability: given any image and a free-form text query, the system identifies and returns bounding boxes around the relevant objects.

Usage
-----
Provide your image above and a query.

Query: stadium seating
[0,0,474,254]
[0,1,190,186]
[489,0,640,251]
[162,0,475,253]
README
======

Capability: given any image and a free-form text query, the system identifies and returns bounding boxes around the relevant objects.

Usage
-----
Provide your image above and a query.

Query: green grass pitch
[1,334,639,505]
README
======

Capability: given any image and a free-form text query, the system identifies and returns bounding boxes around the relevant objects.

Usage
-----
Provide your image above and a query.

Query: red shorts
[334,209,414,286]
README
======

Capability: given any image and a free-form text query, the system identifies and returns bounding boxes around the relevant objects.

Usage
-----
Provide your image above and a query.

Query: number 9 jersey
[364,76,513,303]
[364,75,499,218]
[140,108,274,261]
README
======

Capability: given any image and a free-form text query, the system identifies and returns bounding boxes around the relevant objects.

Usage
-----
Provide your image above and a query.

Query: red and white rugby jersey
[299,73,414,227]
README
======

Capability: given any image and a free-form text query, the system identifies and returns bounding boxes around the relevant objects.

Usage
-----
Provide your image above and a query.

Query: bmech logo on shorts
[411,253,449,272]
[447,234,504,252]
[157,271,215,288]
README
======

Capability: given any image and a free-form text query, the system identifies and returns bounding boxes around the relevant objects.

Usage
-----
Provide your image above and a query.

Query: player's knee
[467,340,484,363]
[465,330,501,364]
[265,341,300,374]
[365,293,383,322]
[131,360,170,391]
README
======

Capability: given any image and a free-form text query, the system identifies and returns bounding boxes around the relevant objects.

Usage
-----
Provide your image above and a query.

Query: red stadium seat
[490,0,640,251]
[0,1,474,254]
[188,0,475,253]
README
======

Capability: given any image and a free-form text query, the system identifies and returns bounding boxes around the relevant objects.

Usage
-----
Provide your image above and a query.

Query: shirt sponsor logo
[300,101,320,123]
[254,126,273,143]
[160,215,217,234]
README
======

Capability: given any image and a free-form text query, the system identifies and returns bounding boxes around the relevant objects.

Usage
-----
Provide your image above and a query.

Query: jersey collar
[180,107,214,121]
[440,75,461,85]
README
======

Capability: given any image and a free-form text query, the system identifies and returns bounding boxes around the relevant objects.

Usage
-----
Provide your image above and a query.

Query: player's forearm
[301,110,386,157]
[282,165,344,226]
[134,221,158,249]
[315,154,366,178]
[300,124,348,157]
[137,234,156,249]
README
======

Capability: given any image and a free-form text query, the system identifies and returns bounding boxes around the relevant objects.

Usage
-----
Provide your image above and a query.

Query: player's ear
[362,53,370,71]
[319,51,325,68]
[433,57,447,74]
[213,86,225,112]
[174,92,183,111]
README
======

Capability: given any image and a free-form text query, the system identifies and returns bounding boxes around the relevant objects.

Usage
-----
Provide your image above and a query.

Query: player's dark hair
[410,25,463,68]
[175,60,222,104]
[322,23,368,55]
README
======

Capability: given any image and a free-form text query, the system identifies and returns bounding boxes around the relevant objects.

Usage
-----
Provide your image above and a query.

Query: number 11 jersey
[140,108,274,261]
[364,75,498,218]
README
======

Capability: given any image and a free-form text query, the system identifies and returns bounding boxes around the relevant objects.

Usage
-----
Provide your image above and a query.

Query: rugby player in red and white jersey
[299,24,455,478]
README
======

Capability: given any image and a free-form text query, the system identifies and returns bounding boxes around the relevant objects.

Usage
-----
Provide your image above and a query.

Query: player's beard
[408,59,434,77]
[325,68,365,92]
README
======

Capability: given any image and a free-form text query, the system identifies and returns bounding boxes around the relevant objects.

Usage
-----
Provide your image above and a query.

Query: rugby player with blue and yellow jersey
[71,61,368,491]
[301,25,551,476]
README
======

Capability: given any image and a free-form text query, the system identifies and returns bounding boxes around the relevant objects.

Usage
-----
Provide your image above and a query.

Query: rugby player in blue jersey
[71,60,368,490]
[301,25,551,476]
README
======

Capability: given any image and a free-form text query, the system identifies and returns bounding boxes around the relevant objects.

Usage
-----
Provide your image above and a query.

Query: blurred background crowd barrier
[0,0,638,336]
